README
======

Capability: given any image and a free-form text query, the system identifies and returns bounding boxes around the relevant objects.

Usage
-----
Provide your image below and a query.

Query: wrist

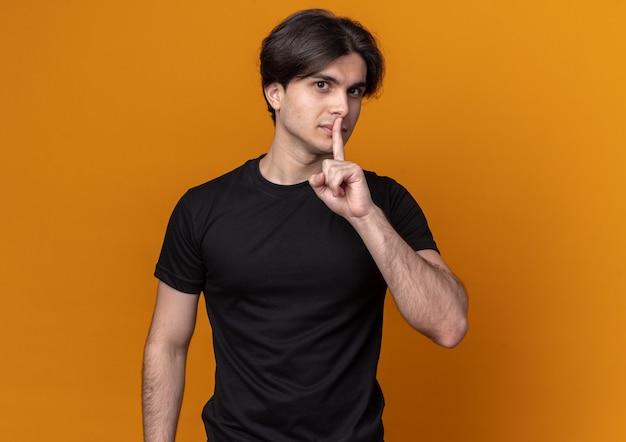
[347,204,385,230]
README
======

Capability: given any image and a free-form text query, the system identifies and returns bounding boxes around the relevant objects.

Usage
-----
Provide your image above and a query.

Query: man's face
[268,52,367,157]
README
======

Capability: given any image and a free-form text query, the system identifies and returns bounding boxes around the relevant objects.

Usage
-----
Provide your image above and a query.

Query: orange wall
[1,1,625,440]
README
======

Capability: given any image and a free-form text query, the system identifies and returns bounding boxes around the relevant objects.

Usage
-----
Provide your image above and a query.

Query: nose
[329,91,349,118]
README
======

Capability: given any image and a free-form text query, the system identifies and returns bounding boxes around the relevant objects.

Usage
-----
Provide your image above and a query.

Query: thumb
[309,172,326,190]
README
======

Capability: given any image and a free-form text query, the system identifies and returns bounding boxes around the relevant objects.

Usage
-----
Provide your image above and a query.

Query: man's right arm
[142,281,200,442]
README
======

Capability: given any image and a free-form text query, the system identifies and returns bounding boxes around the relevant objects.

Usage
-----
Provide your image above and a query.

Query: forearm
[349,206,468,347]
[142,340,188,442]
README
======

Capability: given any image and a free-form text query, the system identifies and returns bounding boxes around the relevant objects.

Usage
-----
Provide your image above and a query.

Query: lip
[320,124,333,135]
[319,124,348,134]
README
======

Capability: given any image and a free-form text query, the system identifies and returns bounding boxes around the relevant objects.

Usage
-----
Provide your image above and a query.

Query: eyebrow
[309,74,367,90]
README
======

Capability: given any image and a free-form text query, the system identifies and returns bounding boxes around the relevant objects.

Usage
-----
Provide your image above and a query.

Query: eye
[315,81,330,90]
[348,87,365,98]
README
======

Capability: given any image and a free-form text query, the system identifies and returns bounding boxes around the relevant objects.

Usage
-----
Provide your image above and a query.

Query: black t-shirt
[155,157,438,441]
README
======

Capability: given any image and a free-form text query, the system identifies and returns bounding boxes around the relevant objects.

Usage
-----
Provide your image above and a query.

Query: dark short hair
[260,9,385,121]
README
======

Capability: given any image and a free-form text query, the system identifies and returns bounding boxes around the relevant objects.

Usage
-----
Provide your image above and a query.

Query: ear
[264,82,284,112]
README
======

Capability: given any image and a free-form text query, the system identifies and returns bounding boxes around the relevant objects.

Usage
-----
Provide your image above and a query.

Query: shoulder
[164,158,258,229]
[363,169,408,191]
[363,170,414,207]
[364,170,438,252]
[364,169,430,224]
[180,158,258,207]
[188,158,256,196]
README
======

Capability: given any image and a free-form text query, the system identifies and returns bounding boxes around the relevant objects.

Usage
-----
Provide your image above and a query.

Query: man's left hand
[309,117,375,220]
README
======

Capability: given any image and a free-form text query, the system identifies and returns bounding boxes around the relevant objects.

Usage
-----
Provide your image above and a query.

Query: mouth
[320,124,333,135]
[320,123,348,135]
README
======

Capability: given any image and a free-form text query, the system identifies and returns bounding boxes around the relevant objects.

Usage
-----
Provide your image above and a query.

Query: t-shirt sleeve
[154,192,206,294]
[371,175,439,253]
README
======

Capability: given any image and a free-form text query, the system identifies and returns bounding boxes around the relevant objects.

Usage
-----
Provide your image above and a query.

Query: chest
[199,191,382,296]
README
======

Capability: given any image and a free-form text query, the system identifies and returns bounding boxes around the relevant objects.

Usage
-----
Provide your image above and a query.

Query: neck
[260,142,331,185]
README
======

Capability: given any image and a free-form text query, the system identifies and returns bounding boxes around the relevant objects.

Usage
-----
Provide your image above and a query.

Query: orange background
[1,1,625,440]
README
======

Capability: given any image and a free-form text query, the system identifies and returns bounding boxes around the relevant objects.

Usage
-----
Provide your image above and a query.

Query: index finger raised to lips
[332,117,345,161]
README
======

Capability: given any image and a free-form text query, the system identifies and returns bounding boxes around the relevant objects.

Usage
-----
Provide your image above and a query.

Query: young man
[142,9,468,442]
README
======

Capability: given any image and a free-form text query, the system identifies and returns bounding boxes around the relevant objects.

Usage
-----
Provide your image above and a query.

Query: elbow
[433,315,468,349]
[435,289,469,348]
